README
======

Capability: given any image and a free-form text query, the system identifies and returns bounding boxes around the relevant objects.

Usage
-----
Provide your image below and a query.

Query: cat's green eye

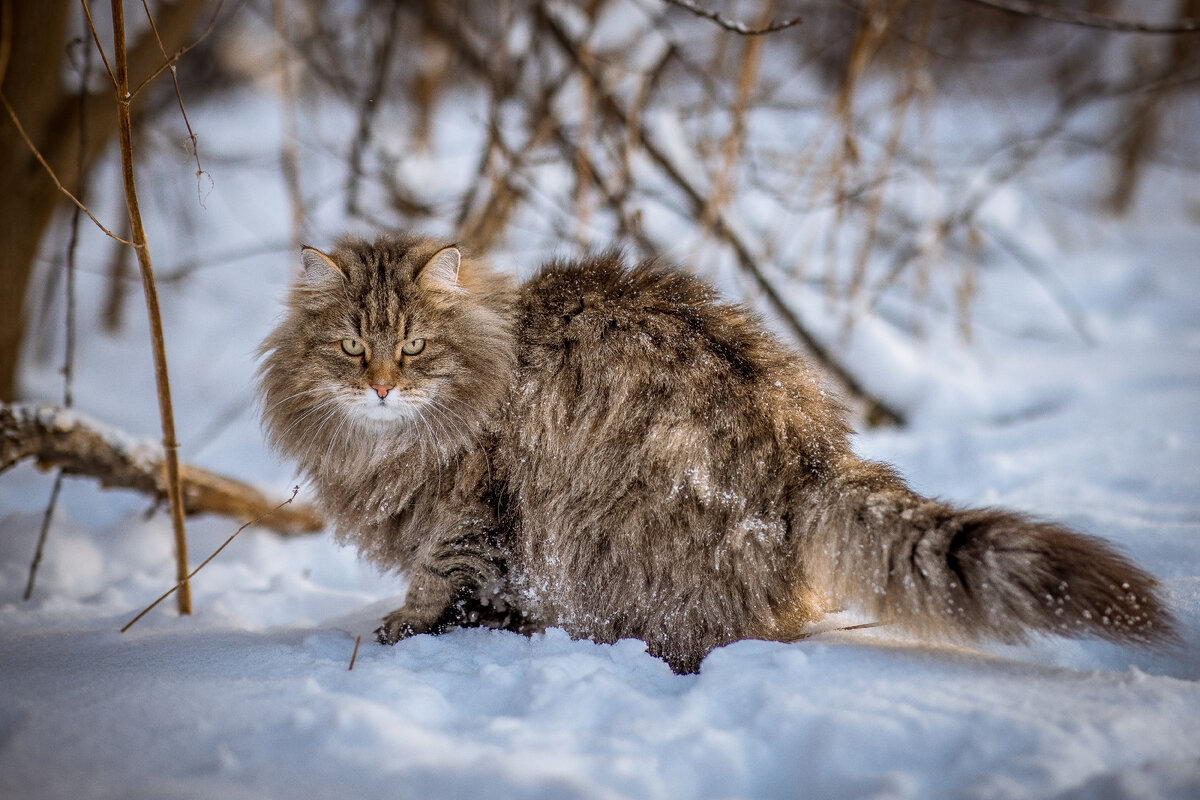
[402,338,426,356]
[341,338,365,356]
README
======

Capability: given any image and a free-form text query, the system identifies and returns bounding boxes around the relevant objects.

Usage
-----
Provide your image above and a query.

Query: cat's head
[258,234,515,467]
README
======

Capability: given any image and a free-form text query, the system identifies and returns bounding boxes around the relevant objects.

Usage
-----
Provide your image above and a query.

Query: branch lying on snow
[0,403,324,536]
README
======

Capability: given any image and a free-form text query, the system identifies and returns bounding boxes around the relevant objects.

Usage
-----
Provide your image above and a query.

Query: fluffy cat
[258,233,1174,674]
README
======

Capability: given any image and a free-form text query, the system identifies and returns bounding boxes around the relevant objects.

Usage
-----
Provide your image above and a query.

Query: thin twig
[128,0,226,98]
[979,222,1096,345]
[271,0,306,253]
[24,474,62,601]
[121,488,302,633]
[25,31,91,602]
[661,0,803,35]
[138,0,212,206]
[964,0,1200,34]
[345,0,403,217]
[79,0,118,87]
[0,91,133,245]
[697,2,769,244]
[108,0,192,614]
[348,635,362,670]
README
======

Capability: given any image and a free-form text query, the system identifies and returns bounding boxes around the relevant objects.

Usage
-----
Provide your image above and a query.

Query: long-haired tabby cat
[259,233,1174,674]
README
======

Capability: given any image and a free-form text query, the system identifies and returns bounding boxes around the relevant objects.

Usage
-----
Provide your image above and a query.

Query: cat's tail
[801,458,1176,647]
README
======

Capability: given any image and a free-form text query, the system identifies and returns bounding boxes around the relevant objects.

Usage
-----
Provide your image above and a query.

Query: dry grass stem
[137,0,211,206]
[271,0,307,252]
[107,0,192,614]
[121,487,304,633]
[348,635,362,670]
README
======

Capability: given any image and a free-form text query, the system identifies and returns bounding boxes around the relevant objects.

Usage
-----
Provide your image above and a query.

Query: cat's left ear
[300,246,347,287]
[417,246,465,295]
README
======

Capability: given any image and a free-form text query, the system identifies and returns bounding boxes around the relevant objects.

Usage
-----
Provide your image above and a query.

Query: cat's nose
[370,384,395,399]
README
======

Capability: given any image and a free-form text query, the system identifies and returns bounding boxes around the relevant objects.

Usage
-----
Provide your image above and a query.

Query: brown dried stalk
[345,0,403,218]
[108,0,191,614]
[121,486,304,633]
[271,0,306,253]
[698,2,770,241]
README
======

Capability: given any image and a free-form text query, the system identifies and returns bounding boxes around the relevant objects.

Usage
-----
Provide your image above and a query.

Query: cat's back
[517,252,766,380]
[508,251,851,503]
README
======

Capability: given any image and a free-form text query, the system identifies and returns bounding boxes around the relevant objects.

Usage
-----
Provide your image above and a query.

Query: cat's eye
[402,338,426,356]
[341,338,365,356]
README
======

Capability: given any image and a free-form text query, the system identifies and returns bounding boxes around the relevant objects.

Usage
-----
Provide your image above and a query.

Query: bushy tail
[804,459,1176,647]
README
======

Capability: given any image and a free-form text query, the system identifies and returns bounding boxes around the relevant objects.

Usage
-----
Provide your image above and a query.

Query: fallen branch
[1,403,324,536]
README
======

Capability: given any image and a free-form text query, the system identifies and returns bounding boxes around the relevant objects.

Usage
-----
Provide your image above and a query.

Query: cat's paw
[375,609,425,645]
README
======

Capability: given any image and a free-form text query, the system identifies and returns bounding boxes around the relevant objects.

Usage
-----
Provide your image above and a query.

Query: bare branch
[661,0,802,35]
[964,0,1200,34]
[79,0,118,87]
[1,403,324,536]
[128,0,226,98]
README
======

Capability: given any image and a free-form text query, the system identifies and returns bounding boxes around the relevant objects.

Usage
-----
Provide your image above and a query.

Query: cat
[258,233,1175,674]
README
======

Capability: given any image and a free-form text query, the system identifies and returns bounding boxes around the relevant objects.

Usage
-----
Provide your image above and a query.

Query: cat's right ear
[300,246,347,288]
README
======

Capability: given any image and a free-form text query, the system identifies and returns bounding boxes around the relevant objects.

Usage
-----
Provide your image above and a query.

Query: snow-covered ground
[2,72,1199,799]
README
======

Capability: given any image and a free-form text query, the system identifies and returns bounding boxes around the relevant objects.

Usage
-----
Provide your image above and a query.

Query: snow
[3,74,1200,800]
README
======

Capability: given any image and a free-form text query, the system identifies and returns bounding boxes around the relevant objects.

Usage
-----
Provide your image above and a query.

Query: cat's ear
[416,246,465,295]
[299,246,347,287]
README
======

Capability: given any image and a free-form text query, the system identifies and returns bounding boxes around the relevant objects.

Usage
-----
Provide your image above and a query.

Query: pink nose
[370,384,394,399]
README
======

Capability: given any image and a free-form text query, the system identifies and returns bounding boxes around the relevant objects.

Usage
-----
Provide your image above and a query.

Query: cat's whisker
[411,411,444,500]
[423,402,484,482]
[426,397,494,486]
[435,393,491,421]
[297,405,345,468]
[419,403,462,455]
[275,394,344,440]
[262,384,339,415]
[323,409,354,468]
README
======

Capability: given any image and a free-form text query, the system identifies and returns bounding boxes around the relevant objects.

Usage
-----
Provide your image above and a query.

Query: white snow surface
[2,87,1200,799]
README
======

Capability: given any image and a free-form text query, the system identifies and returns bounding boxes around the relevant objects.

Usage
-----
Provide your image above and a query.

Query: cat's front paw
[375,609,424,645]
